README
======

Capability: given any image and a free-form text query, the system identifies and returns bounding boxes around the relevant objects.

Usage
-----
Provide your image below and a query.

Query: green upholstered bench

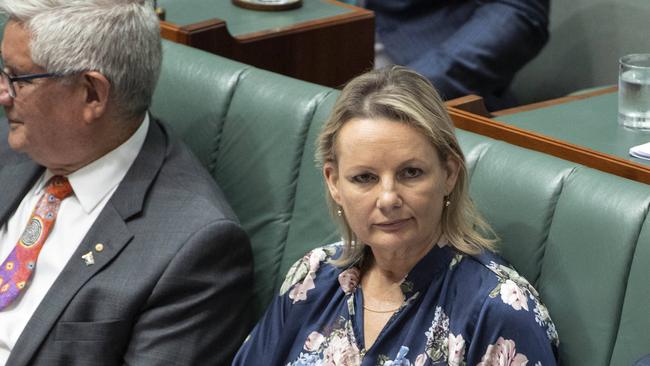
[151,40,650,365]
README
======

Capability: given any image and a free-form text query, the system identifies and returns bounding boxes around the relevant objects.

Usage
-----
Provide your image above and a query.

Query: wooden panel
[445,95,491,117]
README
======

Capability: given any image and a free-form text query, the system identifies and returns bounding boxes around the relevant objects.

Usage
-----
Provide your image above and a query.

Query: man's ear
[81,71,110,123]
[323,162,342,205]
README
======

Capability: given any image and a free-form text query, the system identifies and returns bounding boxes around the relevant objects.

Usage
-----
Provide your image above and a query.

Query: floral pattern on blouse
[486,261,559,346]
[477,337,529,366]
[280,246,338,303]
[288,317,361,366]
[424,306,450,362]
[233,242,559,366]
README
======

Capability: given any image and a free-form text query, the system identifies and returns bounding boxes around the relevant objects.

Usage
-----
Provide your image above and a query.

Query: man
[348,0,550,111]
[0,1,253,365]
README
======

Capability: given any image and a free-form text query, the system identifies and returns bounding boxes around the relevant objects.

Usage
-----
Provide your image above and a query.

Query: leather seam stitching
[208,67,250,174]
[607,197,650,365]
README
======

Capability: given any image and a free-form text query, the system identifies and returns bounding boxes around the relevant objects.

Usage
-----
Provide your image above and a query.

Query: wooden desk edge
[492,86,618,116]
[448,107,650,185]
[160,2,373,43]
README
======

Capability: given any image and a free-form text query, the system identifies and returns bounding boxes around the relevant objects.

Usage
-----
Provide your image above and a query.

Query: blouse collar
[339,238,457,298]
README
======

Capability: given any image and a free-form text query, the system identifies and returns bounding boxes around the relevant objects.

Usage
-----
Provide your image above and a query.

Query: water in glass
[619,54,650,130]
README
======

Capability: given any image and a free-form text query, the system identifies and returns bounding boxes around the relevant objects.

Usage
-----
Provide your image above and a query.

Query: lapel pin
[81,251,95,266]
[95,243,104,252]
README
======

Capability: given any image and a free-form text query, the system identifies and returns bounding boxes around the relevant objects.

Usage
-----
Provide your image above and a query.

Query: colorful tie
[0,176,73,309]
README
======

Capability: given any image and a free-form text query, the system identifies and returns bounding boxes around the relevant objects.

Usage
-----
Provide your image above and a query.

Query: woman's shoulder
[278,242,344,303]
[450,249,537,296]
[468,251,543,308]
[451,249,559,348]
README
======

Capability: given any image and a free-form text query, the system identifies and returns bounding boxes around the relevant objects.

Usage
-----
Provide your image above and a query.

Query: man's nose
[0,81,14,106]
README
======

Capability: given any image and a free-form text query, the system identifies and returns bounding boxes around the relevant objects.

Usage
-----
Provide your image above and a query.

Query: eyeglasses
[0,67,62,99]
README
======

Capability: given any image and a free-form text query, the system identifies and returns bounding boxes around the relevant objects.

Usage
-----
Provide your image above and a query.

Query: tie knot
[46,176,73,199]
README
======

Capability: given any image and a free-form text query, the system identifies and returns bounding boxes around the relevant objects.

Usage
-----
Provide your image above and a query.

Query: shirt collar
[38,114,150,213]
[345,236,454,297]
[400,239,455,297]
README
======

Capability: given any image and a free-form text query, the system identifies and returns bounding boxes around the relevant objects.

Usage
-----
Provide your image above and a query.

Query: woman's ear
[444,157,461,195]
[323,162,342,205]
[81,71,110,123]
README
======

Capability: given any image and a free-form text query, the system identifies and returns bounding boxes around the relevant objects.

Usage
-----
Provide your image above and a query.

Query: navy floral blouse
[233,241,559,365]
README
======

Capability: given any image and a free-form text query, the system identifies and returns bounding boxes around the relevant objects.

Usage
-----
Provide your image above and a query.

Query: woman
[233,67,558,365]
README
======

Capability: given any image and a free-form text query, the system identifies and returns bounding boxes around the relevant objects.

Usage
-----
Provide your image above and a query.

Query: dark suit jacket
[366,0,550,110]
[0,118,254,365]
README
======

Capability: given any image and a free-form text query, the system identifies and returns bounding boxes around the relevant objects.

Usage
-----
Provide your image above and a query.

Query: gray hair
[316,66,496,266]
[0,0,162,119]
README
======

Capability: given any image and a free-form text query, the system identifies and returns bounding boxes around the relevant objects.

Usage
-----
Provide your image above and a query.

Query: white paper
[629,142,650,160]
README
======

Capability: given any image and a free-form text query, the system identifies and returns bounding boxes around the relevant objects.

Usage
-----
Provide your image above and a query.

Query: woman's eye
[351,173,376,184]
[400,167,423,179]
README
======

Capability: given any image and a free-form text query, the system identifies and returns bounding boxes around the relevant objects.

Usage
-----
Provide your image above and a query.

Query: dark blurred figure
[351,0,549,111]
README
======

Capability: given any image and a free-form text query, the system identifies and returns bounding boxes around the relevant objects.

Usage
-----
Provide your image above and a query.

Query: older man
[0,1,253,365]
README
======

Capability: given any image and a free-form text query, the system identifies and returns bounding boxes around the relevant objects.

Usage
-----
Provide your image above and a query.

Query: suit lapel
[7,207,133,366]
[7,118,169,366]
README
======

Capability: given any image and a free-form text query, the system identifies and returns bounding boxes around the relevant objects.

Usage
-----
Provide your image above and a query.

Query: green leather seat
[152,40,650,365]
[151,41,340,320]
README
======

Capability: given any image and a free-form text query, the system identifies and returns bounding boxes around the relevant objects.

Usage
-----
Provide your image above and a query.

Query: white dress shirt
[0,115,149,364]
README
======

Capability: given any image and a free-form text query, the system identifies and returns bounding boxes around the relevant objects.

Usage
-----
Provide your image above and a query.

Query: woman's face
[324,117,459,254]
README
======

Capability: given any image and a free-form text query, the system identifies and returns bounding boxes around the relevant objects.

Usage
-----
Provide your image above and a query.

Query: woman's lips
[374,218,411,231]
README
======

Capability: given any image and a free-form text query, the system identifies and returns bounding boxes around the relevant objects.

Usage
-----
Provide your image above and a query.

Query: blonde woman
[234,67,558,365]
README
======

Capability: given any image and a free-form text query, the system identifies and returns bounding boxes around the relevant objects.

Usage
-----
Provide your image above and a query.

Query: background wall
[510,0,650,104]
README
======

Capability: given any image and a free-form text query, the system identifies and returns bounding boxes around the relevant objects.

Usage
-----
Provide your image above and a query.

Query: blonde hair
[316,66,496,266]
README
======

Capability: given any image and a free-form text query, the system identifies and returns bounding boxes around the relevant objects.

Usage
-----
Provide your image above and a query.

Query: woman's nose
[376,181,402,210]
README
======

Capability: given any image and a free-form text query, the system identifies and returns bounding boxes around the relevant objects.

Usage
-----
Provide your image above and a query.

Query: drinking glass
[619,54,650,130]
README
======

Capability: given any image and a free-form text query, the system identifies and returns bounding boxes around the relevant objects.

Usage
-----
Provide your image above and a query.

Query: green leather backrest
[152,41,339,318]
[459,132,650,365]
[152,40,650,365]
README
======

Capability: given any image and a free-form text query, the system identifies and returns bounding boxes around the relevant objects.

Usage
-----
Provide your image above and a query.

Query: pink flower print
[304,331,326,352]
[289,273,315,303]
[323,332,361,365]
[500,280,529,311]
[309,250,324,271]
[287,248,328,303]
[338,267,360,294]
[414,353,427,366]
[448,333,466,365]
[477,337,529,366]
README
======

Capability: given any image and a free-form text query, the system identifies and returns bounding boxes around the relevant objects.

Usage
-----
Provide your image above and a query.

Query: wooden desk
[447,89,650,184]
[158,0,374,88]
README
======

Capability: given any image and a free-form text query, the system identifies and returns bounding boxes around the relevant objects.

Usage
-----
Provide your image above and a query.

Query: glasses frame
[0,68,62,98]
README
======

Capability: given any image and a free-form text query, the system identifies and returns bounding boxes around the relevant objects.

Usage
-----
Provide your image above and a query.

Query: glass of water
[619,54,650,130]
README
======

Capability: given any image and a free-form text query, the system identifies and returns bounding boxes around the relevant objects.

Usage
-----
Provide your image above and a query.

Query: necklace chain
[363,304,402,313]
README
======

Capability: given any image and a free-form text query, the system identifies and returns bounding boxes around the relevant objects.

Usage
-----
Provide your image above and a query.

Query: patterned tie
[0,176,73,309]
